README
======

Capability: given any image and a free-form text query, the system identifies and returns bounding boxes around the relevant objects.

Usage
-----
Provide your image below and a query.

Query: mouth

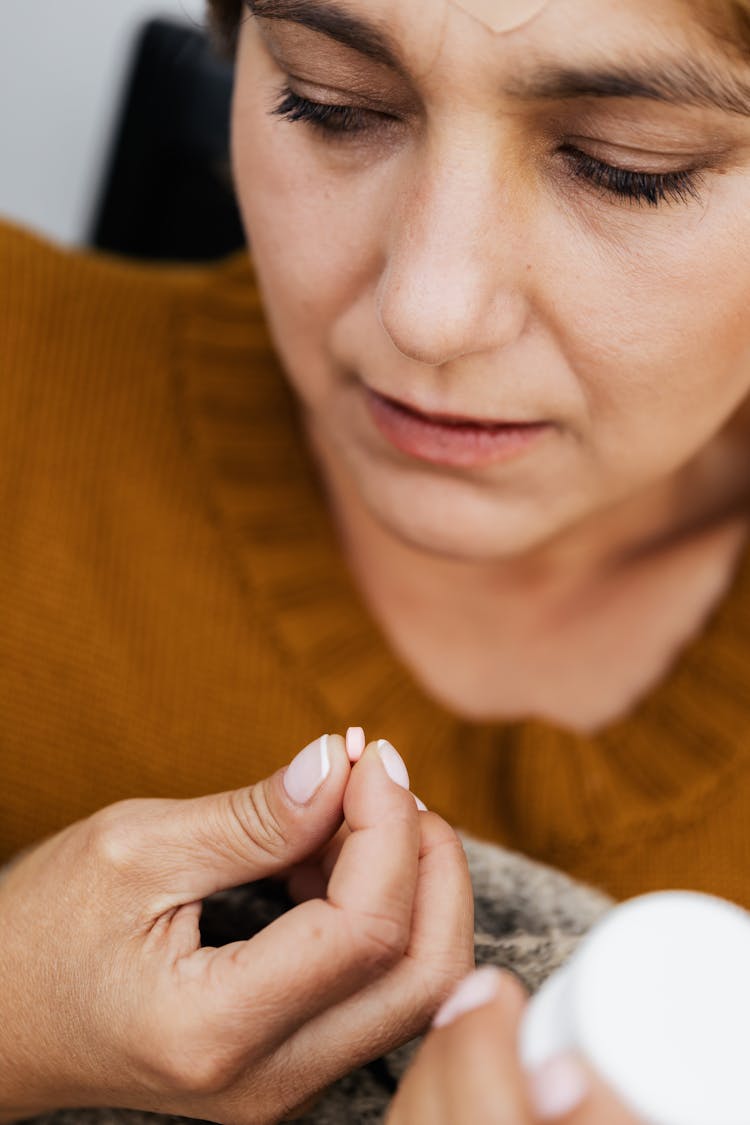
[367,387,544,429]
[362,385,553,468]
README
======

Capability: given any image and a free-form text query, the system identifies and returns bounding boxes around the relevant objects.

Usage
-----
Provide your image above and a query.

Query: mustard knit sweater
[2,218,749,906]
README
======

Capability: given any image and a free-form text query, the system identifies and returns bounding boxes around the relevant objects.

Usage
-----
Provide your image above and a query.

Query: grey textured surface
[18,834,613,1125]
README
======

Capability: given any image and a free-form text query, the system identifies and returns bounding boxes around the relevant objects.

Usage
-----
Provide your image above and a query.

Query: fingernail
[414,795,428,811]
[345,726,366,763]
[527,1055,589,1119]
[377,740,410,790]
[283,735,331,805]
[432,966,503,1029]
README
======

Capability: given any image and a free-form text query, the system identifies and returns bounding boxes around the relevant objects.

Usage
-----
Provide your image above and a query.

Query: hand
[0,736,474,1124]
[386,967,643,1124]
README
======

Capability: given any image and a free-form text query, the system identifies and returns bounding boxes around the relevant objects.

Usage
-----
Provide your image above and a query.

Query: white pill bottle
[519,892,750,1125]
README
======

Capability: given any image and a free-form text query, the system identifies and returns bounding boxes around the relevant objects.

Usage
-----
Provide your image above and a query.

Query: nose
[376,144,529,368]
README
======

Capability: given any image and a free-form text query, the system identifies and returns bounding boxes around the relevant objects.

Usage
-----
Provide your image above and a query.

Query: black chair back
[90,18,245,261]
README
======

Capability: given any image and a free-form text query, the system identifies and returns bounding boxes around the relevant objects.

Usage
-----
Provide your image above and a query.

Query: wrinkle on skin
[447,0,552,34]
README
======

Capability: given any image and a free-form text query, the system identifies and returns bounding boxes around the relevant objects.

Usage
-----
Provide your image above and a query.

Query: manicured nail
[433,966,503,1028]
[345,726,366,763]
[283,735,331,805]
[377,739,410,790]
[414,796,428,811]
[527,1055,589,1119]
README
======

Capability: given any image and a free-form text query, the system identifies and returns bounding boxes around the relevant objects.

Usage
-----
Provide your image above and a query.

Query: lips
[368,387,540,428]
[362,385,552,468]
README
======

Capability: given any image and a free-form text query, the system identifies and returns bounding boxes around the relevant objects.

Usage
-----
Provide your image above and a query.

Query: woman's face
[230,0,750,562]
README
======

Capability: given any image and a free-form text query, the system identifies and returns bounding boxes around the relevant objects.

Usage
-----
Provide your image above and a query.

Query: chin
[359,473,553,563]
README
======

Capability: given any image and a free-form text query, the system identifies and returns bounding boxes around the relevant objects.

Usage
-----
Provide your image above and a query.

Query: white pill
[345,726,366,763]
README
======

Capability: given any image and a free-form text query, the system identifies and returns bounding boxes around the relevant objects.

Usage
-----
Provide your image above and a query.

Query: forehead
[248,0,738,67]
[348,0,728,62]
[448,0,554,34]
[248,0,750,115]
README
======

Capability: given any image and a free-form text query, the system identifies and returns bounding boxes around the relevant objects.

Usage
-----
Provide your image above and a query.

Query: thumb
[98,734,352,903]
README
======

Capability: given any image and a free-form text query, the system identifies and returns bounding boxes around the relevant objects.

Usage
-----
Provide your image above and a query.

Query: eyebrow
[244,0,750,118]
[243,0,409,76]
[516,61,750,118]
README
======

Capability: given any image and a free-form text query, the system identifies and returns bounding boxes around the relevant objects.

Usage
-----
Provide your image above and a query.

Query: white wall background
[0,0,208,246]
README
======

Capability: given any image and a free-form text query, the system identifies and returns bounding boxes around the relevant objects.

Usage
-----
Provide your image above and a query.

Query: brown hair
[205,1,750,60]
[206,0,243,56]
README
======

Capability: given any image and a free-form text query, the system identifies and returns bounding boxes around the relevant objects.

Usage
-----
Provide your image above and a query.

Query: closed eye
[270,86,705,207]
[271,85,394,136]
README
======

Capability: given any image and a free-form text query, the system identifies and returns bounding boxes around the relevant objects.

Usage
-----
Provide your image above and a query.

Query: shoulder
[0,218,255,351]
[0,218,273,438]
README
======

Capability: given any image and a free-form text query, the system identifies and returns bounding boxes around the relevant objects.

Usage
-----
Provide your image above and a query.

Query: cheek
[232,108,342,318]
[231,83,386,381]
[543,192,750,472]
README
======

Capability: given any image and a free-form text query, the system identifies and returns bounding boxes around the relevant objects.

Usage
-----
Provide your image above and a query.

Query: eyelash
[270,86,703,209]
[559,145,700,207]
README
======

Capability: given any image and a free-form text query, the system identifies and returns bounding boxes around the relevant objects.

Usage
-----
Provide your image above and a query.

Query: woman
[1,0,749,1119]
